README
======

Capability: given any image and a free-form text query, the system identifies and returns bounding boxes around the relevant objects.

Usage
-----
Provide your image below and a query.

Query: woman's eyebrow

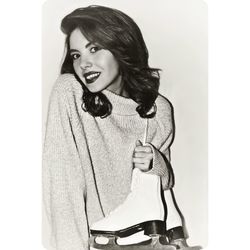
[69,43,94,53]
[69,49,79,53]
[85,42,92,48]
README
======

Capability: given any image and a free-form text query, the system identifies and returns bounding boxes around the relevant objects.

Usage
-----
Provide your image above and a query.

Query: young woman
[43,5,192,250]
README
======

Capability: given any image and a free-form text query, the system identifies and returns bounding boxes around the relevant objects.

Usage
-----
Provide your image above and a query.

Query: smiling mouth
[83,71,101,84]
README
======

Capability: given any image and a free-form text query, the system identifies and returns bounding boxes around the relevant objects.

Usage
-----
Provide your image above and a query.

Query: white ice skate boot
[89,168,170,248]
[164,189,202,250]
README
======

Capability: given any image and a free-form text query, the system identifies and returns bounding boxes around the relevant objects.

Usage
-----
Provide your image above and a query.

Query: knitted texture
[43,73,174,250]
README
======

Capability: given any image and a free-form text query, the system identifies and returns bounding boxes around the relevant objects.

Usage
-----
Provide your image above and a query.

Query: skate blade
[179,247,202,250]
[171,245,202,250]
[89,235,151,250]
[89,235,117,249]
[89,235,177,250]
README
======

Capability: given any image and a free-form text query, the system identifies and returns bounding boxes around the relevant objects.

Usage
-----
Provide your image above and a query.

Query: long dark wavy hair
[61,5,160,118]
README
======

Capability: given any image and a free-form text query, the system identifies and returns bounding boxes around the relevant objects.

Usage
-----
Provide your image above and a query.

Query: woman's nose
[80,57,92,70]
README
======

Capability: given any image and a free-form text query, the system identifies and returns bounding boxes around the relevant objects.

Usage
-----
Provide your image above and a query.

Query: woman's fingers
[135,140,143,147]
[133,141,153,171]
[132,157,152,164]
[133,151,153,159]
[133,163,150,171]
[132,152,153,171]
[134,145,152,153]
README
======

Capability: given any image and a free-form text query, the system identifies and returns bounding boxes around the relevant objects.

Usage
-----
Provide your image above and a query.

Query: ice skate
[169,238,202,250]
[164,189,202,250]
[167,234,202,250]
[89,168,174,249]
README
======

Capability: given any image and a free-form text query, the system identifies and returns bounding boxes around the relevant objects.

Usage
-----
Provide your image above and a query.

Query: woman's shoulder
[52,73,81,94]
[155,93,173,117]
[148,94,174,142]
[153,93,174,133]
[48,74,83,110]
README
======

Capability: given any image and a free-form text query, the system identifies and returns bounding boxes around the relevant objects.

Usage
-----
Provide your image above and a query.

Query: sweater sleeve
[43,78,89,250]
[145,99,175,190]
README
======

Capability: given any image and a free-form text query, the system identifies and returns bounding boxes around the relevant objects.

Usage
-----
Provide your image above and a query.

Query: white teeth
[86,73,100,80]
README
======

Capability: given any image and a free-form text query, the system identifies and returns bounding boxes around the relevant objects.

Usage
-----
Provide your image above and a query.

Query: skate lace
[143,119,148,145]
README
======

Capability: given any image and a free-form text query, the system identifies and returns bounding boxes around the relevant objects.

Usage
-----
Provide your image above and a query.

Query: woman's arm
[146,131,174,190]
[43,78,89,250]
[143,97,175,190]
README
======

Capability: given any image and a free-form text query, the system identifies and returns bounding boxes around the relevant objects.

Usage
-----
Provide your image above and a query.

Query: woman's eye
[70,54,80,60]
[90,46,100,53]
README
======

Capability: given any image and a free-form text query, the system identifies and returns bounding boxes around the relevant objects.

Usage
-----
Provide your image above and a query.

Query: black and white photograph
[3,1,250,250]
[42,1,207,249]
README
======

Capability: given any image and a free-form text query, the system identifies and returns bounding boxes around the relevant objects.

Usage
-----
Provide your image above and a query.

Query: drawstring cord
[143,119,148,145]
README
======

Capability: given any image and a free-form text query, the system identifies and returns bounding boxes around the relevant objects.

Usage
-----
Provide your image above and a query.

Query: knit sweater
[43,73,174,250]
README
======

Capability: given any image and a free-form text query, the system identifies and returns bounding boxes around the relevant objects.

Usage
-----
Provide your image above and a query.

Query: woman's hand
[132,140,153,172]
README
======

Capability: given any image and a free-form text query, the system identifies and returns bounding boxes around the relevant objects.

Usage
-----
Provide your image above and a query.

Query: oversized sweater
[43,73,174,250]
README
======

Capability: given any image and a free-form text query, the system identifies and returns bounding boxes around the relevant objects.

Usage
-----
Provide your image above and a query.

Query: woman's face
[69,28,122,94]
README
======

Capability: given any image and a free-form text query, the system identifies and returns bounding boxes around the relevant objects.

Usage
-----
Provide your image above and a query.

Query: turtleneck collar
[102,89,138,116]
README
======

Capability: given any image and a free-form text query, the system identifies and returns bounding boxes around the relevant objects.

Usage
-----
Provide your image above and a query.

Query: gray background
[42,0,207,248]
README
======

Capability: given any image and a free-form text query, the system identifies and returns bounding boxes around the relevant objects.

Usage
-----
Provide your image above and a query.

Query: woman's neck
[107,79,129,98]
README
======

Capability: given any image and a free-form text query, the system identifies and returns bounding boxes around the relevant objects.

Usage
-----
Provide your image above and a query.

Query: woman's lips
[83,71,101,84]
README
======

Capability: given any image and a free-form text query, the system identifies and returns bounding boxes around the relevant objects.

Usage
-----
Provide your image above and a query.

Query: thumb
[136,140,143,146]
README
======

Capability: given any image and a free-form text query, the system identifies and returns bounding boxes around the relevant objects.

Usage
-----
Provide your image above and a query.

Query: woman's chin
[85,85,104,93]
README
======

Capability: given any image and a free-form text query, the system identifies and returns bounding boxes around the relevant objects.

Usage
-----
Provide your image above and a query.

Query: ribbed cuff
[145,143,174,190]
